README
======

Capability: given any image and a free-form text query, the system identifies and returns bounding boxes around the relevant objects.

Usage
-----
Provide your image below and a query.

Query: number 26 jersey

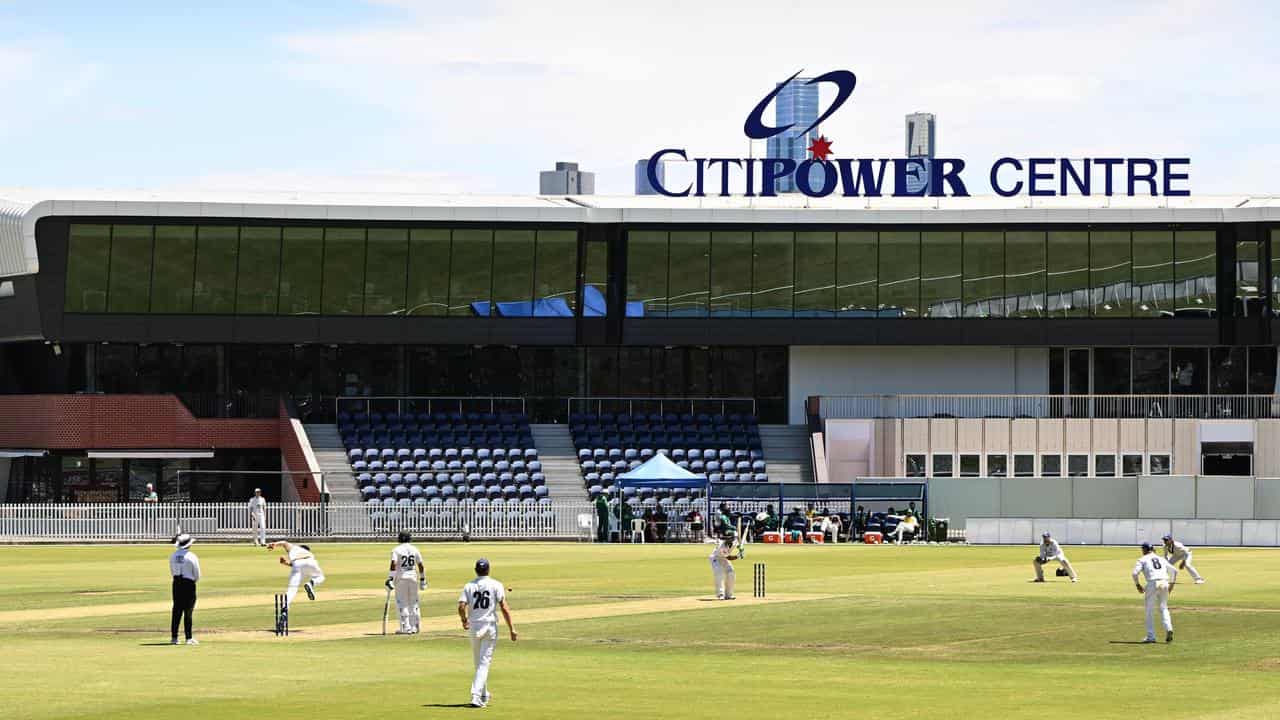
[460,576,506,627]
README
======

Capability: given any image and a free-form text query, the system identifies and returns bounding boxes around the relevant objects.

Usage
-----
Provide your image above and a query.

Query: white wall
[788,346,1049,423]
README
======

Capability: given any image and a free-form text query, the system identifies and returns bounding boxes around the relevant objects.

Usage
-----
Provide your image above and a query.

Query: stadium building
[0,190,1278,515]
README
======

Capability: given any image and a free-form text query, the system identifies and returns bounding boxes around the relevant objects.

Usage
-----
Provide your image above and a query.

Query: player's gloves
[419,578,427,591]
[385,578,394,591]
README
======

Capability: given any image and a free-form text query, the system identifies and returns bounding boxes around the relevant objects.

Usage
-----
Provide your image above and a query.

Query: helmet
[475,558,491,575]
[1041,532,1051,539]
[1141,542,1154,553]
[1161,534,1172,542]
[397,530,412,543]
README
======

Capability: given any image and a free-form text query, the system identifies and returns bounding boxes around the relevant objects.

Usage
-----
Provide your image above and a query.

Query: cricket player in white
[709,528,741,600]
[1133,542,1178,643]
[458,558,517,708]
[1162,533,1205,584]
[248,488,267,545]
[1032,531,1078,582]
[268,540,325,608]
[387,530,427,634]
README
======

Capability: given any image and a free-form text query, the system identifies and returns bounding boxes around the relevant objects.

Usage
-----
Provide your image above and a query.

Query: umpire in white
[169,533,201,645]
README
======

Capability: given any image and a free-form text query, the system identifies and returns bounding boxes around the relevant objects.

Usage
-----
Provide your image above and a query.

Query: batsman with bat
[709,528,741,600]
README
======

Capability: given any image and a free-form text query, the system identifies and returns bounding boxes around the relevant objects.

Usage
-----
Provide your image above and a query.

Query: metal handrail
[816,394,1280,420]
[566,396,758,418]
[335,396,527,417]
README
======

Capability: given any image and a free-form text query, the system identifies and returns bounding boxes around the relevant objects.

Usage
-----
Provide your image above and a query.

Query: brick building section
[0,394,320,501]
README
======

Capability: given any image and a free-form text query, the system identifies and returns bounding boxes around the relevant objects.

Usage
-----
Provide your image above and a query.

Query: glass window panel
[193,226,239,314]
[534,230,577,314]
[586,347,618,395]
[836,231,877,316]
[1090,230,1131,317]
[1235,240,1262,317]
[96,344,138,392]
[1013,454,1034,477]
[794,231,835,317]
[1149,454,1171,475]
[448,229,493,316]
[1132,230,1173,318]
[278,228,323,315]
[321,228,366,315]
[1273,230,1280,315]
[1122,454,1143,477]
[1211,346,1246,394]
[931,454,953,477]
[1092,347,1131,394]
[959,454,980,476]
[1175,230,1216,315]
[65,224,111,312]
[1172,347,1208,394]
[1095,454,1116,477]
[626,231,668,317]
[1005,230,1046,317]
[492,229,536,316]
[751,231,794,316]
[1049,347,1065,394]
[878,231,919,317]
[905,454,926,477]
[1248,346,1277,394]
[618,348,653,396]
[921,231,961,318]
[986,454,1007,477]
[583,241,608,317]
[235,226,281,314]
[1047,231,1088,317]
[668,231,709,317]
[405,229,450,317]
[710,231,752,317]
[1067,454,1089,477]
[962,231,1004,318]
[1041,454,1062,477]
[754,347,788,401]
[1133,348,1170,394]
[151,225,196,313]
[106,225,153,313]
[363,228,408,316]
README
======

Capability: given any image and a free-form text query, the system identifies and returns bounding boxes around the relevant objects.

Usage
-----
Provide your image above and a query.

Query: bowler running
[268,540,326,613]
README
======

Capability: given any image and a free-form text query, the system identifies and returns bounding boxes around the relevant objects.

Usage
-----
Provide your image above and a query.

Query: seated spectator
[906,501,921,520]
[889,512,920,544]
[643,508,657,543]
[620,502,635,543]
[762,505,779,532]
[820,513,842,543]
[689,510,704,539]
[783,507,807,542]
[853,505,867,535]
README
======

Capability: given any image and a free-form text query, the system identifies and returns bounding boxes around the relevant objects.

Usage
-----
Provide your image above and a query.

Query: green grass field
[2,542,1279,719]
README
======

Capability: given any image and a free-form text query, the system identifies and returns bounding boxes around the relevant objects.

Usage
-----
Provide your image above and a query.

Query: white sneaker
[186,638,199,646]
[1194,579,1206,584]
[470,696,487,708]
[1071,578,1078,583]
[1141,637,1157,644]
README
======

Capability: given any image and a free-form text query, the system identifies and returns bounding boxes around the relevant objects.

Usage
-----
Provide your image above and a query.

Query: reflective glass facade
[624,228,1218,318]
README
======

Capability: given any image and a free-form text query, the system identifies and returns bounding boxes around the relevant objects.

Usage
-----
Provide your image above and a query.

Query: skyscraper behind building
[905,112,936,158]
[766,77,819,193]
[634,159,663,195]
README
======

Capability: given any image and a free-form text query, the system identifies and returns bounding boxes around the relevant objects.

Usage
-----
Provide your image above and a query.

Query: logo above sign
[646,70,1190,199]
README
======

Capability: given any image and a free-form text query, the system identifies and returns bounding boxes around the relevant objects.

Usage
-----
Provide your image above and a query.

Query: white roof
[1,188,1278,278]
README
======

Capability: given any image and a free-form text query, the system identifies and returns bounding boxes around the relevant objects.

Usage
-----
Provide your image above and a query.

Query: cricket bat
[735,516,746,559]
[381,586,392,635]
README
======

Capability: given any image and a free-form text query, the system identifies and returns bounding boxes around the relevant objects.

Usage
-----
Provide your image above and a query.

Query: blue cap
[1142,542,1154,553]
[475,558,490,575]
[1162,534,1172,541]
[1042,532,1051,538]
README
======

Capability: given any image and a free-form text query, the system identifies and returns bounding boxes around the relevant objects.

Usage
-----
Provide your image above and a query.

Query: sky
[0,0,1277,196]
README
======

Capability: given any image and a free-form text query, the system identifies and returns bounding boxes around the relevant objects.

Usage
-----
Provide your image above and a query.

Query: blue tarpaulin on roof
[471,297,574,317]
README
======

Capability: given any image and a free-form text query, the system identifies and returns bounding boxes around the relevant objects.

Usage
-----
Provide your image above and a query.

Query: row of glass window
[1049,346,1278,396]
[63,224,601,317]
[905,453,1172,478]
[625,229,1220,318]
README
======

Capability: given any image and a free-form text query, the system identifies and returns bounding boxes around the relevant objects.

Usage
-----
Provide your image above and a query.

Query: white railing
[0,501,596,542]
[817,394,1280,420]
[967,517,1280,547]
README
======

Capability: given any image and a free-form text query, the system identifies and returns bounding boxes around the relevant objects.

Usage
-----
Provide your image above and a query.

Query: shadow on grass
[422,703,476,709]
[1108,640,1159,645]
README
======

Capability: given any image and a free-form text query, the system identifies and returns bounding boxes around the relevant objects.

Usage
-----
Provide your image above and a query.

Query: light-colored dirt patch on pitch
[220,592,833,643]
[74,590,146,597]
[0,588,436,625]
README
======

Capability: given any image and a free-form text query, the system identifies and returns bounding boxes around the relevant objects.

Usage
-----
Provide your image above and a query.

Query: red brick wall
[0,395,278,449]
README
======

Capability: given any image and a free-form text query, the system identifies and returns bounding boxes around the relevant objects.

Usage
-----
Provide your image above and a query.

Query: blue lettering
[835,159,887,197]
[1127,158,1158,196]
[990,158,1023,197]
[795,160,838,197]
[930,159,969,197]
[760,158,797,197]
[1163,158,1190,196]
[893,159,927,196]
[706,158,741,197]
[1061,159,1091,195]
[648,149,690,197]
[1094,158,1122,195]
[1028,157,1054,197]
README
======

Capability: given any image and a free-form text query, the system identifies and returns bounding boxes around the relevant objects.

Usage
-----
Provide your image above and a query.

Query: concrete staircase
[530,424,588,501]
[303,424,361,504]
[760,424,815,484]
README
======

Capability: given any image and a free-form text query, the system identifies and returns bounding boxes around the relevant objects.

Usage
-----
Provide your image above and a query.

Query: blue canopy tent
[614,454,710,539]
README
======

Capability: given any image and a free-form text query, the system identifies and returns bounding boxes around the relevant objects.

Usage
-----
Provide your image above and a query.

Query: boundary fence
[0,501,596,543]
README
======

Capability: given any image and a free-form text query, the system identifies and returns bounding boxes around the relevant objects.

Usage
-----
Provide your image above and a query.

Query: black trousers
[171,577,197,640]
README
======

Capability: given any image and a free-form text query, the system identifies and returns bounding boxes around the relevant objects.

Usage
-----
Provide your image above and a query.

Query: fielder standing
[1133,542,1178,643]
[708,528,740,600]
[1162,533,1205,584]
[248,488,267,546]
[169,533,201,646]
[268,540,325,614]
[458,558,517,708]
[387,530,427,634]
[1032,531,1078,583]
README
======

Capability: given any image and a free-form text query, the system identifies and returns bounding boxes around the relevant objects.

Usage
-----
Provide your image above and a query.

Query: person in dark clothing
[654,505,669,542]
[783,507,807,542]
[169,533,201,645]
[594,494,610,542]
